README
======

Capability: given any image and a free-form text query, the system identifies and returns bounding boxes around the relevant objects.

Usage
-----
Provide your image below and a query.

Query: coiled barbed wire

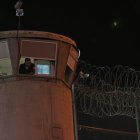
[74,60,140,119]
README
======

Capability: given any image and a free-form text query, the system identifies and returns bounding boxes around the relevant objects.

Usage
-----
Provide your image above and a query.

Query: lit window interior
[19,39,57,76]
[35,60,50,75]
[0,40,12,76]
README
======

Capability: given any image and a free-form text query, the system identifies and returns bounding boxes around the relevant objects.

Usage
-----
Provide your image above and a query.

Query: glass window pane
[35,60,51,75]
[67,47,78,71]
[0,40,12,76]
[19,40,57,77]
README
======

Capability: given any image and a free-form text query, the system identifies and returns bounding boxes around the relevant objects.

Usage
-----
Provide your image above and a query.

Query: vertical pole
[135,98,140,140]
[72,84,78,140]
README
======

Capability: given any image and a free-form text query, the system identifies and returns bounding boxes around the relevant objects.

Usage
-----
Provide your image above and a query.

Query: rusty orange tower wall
[0,30,79,140]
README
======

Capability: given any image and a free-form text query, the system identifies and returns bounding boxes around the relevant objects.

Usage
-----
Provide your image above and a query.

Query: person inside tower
[19,58,35,74]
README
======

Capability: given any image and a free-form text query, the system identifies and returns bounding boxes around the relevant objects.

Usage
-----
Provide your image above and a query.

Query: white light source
[79,71,90,79]
[14,0,24,17]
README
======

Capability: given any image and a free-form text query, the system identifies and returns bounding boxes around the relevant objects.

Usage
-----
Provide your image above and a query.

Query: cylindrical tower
[0,30,79,140]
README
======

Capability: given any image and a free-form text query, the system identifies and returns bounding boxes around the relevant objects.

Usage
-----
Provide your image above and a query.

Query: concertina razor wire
[74,60,140,119]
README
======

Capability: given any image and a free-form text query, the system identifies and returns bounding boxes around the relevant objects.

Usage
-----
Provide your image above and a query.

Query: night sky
[0,0,140,140]
[0,0,140,68]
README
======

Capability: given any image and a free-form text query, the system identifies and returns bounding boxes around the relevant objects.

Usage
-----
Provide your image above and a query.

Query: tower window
[0,40,12,76]
[19,39,57,77]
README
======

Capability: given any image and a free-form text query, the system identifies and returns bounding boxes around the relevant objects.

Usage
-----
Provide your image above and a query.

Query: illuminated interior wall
[0,40,12,76]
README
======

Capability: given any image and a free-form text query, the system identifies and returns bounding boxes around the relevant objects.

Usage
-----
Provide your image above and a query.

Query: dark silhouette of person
[19,58,35,74]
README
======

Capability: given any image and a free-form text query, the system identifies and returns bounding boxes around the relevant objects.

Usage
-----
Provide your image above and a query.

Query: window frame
[19,39,58,77]
[65,46,79,85]
[0,39,13,76]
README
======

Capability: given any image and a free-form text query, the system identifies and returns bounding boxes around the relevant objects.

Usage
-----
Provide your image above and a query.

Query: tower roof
[0,30,77,47]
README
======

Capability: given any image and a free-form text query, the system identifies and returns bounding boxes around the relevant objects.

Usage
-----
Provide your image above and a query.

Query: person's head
[25,58,31,66]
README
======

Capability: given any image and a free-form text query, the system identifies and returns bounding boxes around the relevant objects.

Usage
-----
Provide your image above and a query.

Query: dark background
[0,0,140,69]
[0,0,140,139]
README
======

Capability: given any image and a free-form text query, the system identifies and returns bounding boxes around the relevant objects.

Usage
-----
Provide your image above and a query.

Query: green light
[112,20,120,28]
[110,17,122,30]
[113,21,118,27]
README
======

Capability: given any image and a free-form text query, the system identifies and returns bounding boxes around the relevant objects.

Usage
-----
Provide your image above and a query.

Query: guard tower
[0,30,79,140]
